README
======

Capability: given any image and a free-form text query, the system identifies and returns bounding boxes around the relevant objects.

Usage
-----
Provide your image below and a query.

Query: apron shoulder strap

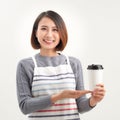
[61,52,70,65]
[65,55,70,65]
[32,56,37,67]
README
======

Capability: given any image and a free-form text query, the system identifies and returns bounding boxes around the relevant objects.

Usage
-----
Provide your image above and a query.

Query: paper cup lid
[87,64,104,70]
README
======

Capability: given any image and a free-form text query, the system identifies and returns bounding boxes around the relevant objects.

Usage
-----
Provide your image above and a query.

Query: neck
[40,49,58,57]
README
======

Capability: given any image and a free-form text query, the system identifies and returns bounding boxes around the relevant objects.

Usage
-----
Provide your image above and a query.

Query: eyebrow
[40,25,57,28]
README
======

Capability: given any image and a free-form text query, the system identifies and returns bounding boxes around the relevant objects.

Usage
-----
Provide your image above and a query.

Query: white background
[0,0,120,120]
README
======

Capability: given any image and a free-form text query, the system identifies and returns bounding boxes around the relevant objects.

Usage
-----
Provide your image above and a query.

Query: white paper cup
[87,64,104,90]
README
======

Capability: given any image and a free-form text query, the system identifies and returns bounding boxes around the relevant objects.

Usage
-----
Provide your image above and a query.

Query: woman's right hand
[51,90,92,103]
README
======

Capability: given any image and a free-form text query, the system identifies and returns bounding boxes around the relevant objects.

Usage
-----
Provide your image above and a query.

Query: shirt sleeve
[16,60,53,115]
[69,57,94,113]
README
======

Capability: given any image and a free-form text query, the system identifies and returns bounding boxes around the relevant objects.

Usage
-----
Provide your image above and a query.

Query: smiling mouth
[43,39,55,44]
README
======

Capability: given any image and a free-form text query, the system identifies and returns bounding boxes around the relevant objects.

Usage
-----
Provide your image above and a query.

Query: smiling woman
[16,10,105,120]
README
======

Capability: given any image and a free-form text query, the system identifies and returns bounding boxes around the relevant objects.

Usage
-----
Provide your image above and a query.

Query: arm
[69,57,94,113]
[16,60,53,115]
[51,90,92,103]
[70,57,106,111]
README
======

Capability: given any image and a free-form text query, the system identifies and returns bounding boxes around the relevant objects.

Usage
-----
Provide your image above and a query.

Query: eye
[53,28,58,32]
[41,27,47,31]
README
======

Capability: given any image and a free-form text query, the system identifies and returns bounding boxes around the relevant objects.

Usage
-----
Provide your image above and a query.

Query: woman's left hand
[89,84,106,107]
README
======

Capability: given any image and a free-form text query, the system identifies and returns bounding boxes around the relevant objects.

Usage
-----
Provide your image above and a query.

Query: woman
[16,10,105,120]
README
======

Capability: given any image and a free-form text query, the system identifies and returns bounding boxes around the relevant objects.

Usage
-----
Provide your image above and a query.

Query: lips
[43,39,55,44]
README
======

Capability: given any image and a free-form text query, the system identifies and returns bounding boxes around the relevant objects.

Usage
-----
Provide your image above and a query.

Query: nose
[46,30,52,38]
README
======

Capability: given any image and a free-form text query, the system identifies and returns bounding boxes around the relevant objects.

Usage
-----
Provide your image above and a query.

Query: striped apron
[28,55,80,120]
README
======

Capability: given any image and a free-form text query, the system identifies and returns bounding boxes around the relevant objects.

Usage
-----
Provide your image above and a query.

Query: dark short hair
[31,10,68,51]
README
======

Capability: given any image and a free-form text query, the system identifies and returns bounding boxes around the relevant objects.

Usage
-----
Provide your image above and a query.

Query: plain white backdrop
[0,0,120,119]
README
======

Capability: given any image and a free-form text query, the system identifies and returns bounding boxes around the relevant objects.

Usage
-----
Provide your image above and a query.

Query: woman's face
[36,17,60,51]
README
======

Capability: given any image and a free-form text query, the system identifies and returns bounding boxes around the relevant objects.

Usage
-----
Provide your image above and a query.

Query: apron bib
[28,55,80,120]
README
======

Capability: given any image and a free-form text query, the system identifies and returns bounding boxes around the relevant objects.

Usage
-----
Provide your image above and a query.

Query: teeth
[45,40,52,42]
[44,39,54,42]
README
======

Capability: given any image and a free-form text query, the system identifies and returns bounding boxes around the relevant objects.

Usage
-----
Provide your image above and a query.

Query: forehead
[38,17,56,27]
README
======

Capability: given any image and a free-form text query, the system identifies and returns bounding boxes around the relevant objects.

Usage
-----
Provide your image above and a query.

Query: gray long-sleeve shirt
[16,53,93,115]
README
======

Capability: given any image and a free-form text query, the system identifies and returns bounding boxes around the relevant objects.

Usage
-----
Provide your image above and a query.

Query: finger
[96,84,104,87]
[93,87,105,92]
[78,90,92,95]
[93,91,105,97]
[93,94,105,99]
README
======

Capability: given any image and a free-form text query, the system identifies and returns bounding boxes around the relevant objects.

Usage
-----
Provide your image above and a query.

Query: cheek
[56,37,60,44]
[36,32,43,40]
[36,29,43,38]
[56,34,60,40]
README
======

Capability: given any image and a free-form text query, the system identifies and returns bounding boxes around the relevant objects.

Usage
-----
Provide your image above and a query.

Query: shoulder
[68,56,83,73]
[17,56,34,71]
[18,57,33,66]
[69,56,82,66]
